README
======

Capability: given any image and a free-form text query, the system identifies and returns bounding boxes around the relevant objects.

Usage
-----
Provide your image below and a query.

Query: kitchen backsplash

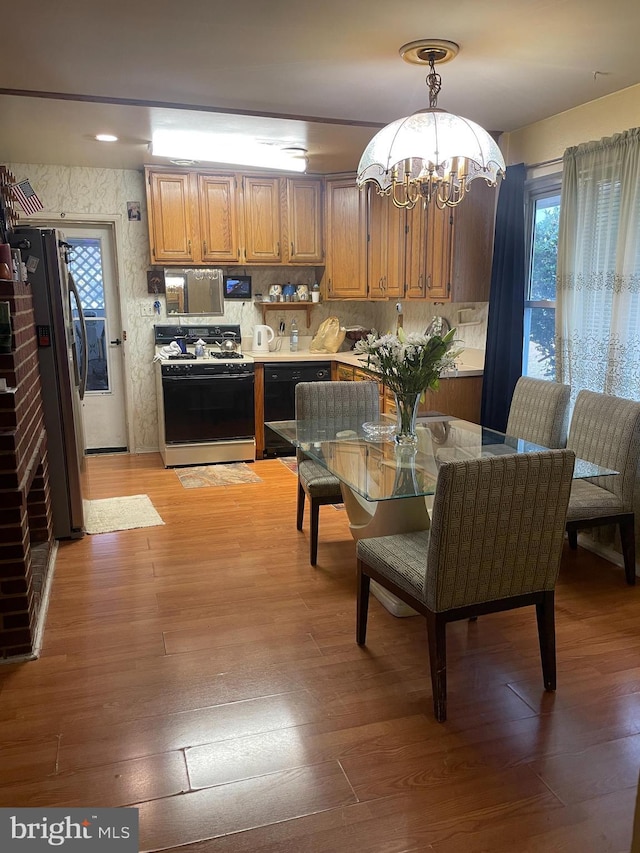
[5,162,488,453]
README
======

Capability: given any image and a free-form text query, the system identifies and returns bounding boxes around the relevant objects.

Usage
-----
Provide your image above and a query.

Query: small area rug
[279,457,298,474]
[175,462,262,489]
[83,494,164,534]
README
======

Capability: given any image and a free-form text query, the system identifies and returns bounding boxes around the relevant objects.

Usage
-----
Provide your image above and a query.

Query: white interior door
[64,225,128,451]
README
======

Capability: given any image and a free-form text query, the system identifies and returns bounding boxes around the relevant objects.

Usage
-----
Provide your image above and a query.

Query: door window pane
[68,237,110,393]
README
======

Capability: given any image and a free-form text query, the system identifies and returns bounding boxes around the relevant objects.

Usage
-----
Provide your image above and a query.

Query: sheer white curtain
[557,128,640,573]
[557,128,640,401]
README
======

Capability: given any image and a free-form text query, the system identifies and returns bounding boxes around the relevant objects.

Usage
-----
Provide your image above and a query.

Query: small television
[223,275,252,300]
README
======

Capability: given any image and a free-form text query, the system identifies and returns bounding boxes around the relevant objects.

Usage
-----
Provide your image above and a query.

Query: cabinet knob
[290,241,294,255]
[203,240,207,255]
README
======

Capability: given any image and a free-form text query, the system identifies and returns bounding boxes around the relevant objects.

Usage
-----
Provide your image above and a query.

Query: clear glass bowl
[362,421,397,441]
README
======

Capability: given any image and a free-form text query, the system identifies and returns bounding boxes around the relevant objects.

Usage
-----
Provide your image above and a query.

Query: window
[523,178,561,379]
[68,236,110,392]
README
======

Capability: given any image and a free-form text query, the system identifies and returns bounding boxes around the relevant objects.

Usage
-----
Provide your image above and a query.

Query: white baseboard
[576,532,639,577]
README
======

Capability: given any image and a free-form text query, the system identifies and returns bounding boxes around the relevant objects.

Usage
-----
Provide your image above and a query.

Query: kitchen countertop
[247,348,484,377]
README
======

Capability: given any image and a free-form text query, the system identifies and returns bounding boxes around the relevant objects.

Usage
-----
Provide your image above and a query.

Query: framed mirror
[164,268,224,316]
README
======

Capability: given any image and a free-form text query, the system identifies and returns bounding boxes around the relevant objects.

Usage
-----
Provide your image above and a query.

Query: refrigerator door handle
[68,272,89,401]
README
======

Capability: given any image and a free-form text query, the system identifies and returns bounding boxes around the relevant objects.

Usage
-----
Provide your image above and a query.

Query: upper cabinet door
[405,203,428,299]
[242,176,282,263]
[197,174,241,264]
[451,180,497,302]
[425,206,454,301]
[324,178,367,299]
[283,178,323,264]
[405,203,454,301]
[367,189,387,299]
[146,172,196,263]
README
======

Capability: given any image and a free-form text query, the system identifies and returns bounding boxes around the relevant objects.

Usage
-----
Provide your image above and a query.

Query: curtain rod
[526,155,563,170]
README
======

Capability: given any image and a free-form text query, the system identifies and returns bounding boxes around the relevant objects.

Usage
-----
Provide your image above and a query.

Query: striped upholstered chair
[506,376,571,448]
[296,380,379,565]
[565,390,640,585]
[356,450,575,722]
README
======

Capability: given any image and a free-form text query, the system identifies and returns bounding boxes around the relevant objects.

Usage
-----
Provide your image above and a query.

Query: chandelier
[356,40,506,210]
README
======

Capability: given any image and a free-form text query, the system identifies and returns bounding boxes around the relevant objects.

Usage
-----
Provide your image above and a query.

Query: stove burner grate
[210,351,244,360]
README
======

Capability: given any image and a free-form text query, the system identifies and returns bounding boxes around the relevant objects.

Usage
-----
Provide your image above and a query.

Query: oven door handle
[162,374,254,381]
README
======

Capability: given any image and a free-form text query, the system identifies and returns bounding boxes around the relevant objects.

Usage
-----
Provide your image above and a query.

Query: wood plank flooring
[1,452,639,852]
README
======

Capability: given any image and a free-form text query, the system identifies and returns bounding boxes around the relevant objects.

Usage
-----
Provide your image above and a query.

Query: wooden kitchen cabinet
[241,175,282,263]
[450,179,497,302]
[333,363,354,381]
[320,174,490,304]
[197,173,241,263]
[146,171,197,263]
[367,189,405,299]
[323,177,368,299]
[405,202,454,301]
[383,375,483,422]
[282,178,324,264]
[147,167,315,267]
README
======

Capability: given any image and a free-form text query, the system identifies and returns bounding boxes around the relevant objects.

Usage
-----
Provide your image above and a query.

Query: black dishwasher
[263,362,331,457]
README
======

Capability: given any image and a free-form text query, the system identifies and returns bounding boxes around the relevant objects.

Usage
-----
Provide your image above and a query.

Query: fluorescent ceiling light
[95,134,118,142]
[151,130,307,172]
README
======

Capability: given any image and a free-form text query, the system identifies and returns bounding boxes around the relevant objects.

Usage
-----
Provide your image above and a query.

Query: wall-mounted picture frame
[147,269,166,294]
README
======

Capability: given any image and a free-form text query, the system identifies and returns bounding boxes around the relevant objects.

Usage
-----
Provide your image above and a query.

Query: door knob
[110,338,122,346]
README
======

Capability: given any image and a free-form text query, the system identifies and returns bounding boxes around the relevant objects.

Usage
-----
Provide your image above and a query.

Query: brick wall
[0,277,53,659]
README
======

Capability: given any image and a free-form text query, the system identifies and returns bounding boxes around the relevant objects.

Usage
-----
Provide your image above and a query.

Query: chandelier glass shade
[356,42,506,209]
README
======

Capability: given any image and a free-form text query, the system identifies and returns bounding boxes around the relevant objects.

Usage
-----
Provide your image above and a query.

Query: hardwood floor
[1,452,639,852]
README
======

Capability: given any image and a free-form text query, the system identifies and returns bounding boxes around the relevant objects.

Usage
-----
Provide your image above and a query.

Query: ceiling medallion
[356,39,506,209]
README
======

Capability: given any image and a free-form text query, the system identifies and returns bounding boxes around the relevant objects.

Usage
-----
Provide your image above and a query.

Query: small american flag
[12,179,44,216]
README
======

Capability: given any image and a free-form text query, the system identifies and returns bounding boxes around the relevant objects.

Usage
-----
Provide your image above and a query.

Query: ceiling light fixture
[356,39,506,209]
[151,131,307,173]
[95,134,118,142]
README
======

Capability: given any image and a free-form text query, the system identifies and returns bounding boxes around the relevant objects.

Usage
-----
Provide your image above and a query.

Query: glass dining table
[267,413,617,616]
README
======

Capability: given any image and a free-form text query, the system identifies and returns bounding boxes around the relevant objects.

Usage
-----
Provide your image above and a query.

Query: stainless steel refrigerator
[14,227,87,539]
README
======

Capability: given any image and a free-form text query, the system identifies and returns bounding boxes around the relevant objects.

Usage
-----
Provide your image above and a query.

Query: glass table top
[266,415,618,503]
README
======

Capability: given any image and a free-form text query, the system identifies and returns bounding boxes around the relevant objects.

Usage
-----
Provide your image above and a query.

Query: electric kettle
[253,324,275,353]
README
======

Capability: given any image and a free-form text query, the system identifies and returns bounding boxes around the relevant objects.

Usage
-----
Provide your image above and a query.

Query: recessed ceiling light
[95,134,118,143]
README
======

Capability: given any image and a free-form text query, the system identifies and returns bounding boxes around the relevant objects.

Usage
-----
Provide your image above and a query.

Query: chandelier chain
[426,53,441,109]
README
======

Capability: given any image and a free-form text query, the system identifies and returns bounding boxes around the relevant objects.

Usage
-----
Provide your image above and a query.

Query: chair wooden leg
[567,527,578,550]
[356,561,370,646]
[426,611,447,723]
[310,498,320,566]
[536,591,556,691]
[619,518,636,586]
[296,482,305,531]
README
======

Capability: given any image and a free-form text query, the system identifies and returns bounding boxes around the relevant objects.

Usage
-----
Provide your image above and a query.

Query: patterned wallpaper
[5,163,488,453]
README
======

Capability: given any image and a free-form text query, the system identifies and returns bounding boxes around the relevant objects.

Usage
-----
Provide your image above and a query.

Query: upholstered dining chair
[506,376,571,448]
[565,390,640,586]
[296,380,379,565]
[356,449,575,722]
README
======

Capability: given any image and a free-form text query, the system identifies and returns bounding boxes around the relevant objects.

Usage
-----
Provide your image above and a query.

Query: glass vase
[394,392,421,446]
